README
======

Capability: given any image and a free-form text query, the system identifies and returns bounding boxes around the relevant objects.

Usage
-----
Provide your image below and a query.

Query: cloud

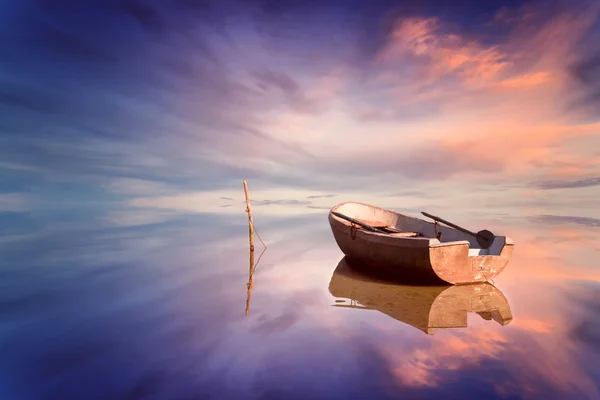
[104,209,184,227]
[315,139,506,180]
[495,222,600,284]
[566,285,600,351]
[532,176,600,190]
[306,194,336,199]
[126,189,329,217]
[105,178,175,196]
[529,154,600,178]
[376,16,511,89]
[305,205,330,210]
[253,199,312,206]
[511,319,552,334]
[529,214,600,228]
[569,51,600,115]
[253,69,299,95]
[372,272,600,399]
[388,330,509,388]
[268,3,600,185]
[571,52,600,86]
[494,71,554,89]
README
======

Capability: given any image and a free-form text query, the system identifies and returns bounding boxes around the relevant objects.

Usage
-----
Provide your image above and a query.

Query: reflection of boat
[328,258,513,335]
[328,202,514,284]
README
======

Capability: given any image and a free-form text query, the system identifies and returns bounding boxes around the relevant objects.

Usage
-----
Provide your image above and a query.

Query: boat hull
[328,202,513,284]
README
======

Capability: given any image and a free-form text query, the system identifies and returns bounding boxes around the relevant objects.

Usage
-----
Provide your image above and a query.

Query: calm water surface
[1,208,599,399]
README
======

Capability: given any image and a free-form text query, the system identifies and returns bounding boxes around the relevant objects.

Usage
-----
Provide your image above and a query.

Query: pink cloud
[379,299,598,398]
[371,1,598,110]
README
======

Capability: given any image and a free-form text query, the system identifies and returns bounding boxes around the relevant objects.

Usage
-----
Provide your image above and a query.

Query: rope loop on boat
[350,223,358,240]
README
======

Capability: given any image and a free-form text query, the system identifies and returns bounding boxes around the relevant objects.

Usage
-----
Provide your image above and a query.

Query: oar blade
[476,229,495,249]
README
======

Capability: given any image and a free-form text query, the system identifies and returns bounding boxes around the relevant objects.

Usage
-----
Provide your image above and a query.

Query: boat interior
[332,202,507,256]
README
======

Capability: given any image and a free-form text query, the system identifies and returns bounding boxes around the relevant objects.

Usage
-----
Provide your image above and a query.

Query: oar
[331,211,388,234]
[421,211,495,249]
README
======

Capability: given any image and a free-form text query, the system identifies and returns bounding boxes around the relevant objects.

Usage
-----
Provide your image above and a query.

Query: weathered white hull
[328,202,514,284]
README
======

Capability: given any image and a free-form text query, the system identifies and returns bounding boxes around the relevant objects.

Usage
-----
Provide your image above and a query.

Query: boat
[328,202,514,284]
[328,257,513,335]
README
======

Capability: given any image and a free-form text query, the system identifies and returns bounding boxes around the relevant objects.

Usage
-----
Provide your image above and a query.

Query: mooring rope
[250,219,267,249]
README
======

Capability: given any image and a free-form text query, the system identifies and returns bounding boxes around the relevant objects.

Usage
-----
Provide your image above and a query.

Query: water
[1,205,599,400]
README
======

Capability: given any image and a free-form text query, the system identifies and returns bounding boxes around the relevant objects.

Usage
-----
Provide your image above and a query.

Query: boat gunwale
[330,201,463,247]
[329,201,513,256]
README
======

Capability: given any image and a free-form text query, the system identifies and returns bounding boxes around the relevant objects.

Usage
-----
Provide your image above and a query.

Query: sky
[0,0,599,226]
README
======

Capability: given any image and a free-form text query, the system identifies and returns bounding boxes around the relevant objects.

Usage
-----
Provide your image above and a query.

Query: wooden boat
[328,202,514,284]
[328,257,513,335]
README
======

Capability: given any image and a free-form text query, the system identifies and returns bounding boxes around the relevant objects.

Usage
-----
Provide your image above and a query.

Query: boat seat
[468,248,492,256]
[351,219,421,237]
[382,226,421,236]
[354,218,387,228]
[390,232,420,237]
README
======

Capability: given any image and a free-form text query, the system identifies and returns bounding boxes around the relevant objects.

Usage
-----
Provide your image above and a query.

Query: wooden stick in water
[243,180,254,253]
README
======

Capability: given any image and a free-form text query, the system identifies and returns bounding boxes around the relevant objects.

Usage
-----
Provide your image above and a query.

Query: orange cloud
[387,328,509,388]
[534,154,600,178]
[335,4,595,184]
[378,17,511,89]
[494,71,554,89]
[188,0,599,189]
[381,312,598,398]
[499,224,600,284]
[512,319,552,334]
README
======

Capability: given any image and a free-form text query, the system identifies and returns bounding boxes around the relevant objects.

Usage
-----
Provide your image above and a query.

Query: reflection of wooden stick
[245,247,254,316]
[243,181,269,316]
[246,247,266,316]
[244,180,254,316]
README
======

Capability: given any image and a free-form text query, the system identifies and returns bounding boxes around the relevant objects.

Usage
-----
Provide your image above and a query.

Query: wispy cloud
[105,178,176,196]
[306,194,337,199]
[532,176,600,190]
[530,214,600,228]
